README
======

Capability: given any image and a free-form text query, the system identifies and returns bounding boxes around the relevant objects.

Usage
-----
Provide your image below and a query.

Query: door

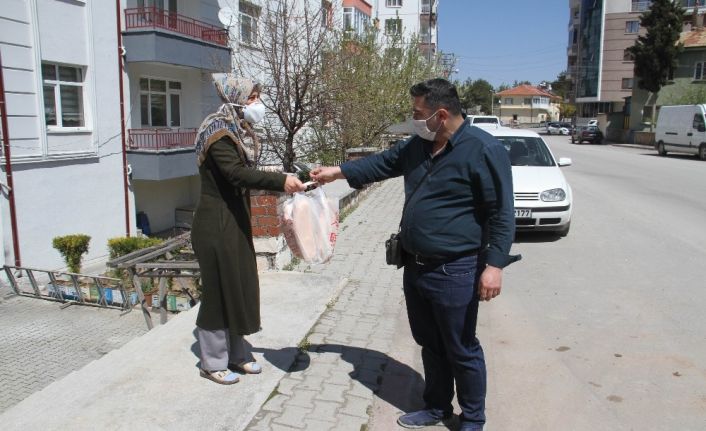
[691,112,705,153]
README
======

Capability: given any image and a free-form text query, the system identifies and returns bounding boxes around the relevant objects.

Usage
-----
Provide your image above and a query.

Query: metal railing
[3,265,135,310]
[124,7,228,47]
[681,0,705,8]
[632,1,652,12]
[127,128,197,151]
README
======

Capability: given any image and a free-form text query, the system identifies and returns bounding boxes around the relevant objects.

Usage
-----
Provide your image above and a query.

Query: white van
[467,115,501,129]
[654,104,706,160]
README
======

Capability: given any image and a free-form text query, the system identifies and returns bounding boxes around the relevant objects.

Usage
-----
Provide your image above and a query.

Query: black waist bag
[385,233,404,268]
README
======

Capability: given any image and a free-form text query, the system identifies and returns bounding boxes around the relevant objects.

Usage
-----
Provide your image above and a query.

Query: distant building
[372,0,438,59]
[495,85,562,125]
[343,0,373,36]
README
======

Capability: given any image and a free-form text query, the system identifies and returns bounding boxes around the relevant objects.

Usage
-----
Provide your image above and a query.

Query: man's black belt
[410,247,483,266]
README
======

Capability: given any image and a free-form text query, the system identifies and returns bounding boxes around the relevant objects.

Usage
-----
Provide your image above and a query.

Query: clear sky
[438,0,569,89]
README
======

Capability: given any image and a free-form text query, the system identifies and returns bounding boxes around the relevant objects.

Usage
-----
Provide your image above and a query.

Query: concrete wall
[132,176,200,234]
[373,0,437,46]
[0,0,134,269]
[601,11,640,102]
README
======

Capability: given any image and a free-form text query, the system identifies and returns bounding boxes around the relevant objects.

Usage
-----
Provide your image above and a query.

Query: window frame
[139,76,182,128]
[625,20,640,34]
[41,62,88,131]
[694,61,705,81]
[621,77,633,90]
[239,1,260,47]
[385,18,402,35]
[386,0,403,7]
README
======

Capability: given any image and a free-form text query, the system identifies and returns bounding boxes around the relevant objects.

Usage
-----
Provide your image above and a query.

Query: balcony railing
[127,128,197,151]
[124,7,228,47]
[681,0,706,8]
[631,1,651,12]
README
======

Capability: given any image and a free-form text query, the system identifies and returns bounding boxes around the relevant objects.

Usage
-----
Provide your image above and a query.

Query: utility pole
[428,0,435,63]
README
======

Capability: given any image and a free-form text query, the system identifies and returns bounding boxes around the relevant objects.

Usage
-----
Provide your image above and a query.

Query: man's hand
[479,265,503,301]
[284,175,306,193]
[310,166,344,184]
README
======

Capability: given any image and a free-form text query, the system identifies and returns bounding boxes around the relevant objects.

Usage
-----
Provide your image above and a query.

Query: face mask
[413,110,442,141]
[243,102,266,124]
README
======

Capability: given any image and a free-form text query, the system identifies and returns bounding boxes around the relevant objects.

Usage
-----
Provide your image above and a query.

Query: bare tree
[233,0,334,172]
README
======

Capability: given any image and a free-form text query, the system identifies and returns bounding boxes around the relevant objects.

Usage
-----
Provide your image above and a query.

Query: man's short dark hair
[410,78,462,115]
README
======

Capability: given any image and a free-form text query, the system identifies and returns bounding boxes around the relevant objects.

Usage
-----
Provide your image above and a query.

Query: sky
[438,0,569,88]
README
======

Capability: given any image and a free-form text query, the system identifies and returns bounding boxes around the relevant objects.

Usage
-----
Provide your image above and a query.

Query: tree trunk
[283,133,296,173]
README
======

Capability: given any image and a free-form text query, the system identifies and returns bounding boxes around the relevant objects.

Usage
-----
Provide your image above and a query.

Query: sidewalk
[0,178,404,430]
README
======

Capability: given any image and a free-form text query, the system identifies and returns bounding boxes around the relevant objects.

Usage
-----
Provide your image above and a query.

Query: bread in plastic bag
[279,187,339,264]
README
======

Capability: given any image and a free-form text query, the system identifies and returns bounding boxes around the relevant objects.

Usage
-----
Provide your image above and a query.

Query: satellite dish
[217,0,231,9]
[218,7,237,27]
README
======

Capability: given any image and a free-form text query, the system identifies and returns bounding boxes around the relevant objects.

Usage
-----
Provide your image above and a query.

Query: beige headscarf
[194,73,261,166]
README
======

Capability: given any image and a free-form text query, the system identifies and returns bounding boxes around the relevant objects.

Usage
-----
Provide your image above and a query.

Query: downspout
[0,52,21,266]
[115,0,131,236]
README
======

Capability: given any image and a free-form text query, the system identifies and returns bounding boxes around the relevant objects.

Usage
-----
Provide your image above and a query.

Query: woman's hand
[310,166,343,184]
[284,175,306,193]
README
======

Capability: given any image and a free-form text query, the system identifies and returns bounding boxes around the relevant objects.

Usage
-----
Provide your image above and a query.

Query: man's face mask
[413,110,442,141]
[243,102,266,124]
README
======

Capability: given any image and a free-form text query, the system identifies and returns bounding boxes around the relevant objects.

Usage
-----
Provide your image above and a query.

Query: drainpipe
[115,0,131,236]
[0,52,21,266]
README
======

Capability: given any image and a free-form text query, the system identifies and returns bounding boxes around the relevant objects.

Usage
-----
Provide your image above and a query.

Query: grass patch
[265,384,281,403]
[282,256,301,271]
[339,201,360,223]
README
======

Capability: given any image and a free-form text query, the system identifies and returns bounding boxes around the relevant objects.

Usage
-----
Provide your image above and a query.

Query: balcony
[122,7,230,70]
[681,0,706,9]
[421,1,438,17]
[126,128,199,181]
[631,1,651,12]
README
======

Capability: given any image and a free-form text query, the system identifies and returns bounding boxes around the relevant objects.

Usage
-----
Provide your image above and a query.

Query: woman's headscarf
[194,73,261,166]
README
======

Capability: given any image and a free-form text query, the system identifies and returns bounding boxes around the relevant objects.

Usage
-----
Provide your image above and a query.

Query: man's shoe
[397,409,452,429]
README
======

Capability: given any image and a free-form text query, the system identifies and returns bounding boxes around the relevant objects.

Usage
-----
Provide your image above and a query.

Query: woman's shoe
[230,361,262,374]
[200,369,240,385]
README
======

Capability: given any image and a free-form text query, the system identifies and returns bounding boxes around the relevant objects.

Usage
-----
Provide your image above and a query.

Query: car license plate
[514,209,532,218]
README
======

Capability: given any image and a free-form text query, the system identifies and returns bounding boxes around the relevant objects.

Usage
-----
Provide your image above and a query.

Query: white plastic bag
[280,187,339,264]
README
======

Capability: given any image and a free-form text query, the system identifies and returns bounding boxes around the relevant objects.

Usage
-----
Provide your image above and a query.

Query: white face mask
[413,110,441,141]
[243,102,266,124]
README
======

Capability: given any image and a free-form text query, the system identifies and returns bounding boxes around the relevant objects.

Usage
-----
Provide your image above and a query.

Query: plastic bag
[280,186,339,264]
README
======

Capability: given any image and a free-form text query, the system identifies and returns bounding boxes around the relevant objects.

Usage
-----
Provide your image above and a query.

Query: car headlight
[540,188,566,202]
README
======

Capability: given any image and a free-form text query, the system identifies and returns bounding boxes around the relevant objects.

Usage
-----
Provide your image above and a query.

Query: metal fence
[127,128,197,151]
[124,7,228,46]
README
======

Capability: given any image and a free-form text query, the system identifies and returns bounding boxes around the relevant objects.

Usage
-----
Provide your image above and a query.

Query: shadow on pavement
[252,343,440,425]
[514,231,562,243]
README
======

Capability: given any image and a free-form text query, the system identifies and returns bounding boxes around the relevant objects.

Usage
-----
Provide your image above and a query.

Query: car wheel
[558,221,571,237]
[657,141,667,156]
[699,144,706,161]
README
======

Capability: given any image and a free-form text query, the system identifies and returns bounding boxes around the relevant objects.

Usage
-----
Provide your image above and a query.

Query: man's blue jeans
[403,254,486,428]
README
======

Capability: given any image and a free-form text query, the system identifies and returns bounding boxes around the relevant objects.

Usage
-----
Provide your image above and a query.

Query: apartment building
[0,0,229,270]
[372,0,438,58]
[567,0,651,119]
[343,0,373,36]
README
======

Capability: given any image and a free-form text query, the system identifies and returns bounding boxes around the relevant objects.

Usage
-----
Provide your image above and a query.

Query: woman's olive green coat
[192,138,286,335]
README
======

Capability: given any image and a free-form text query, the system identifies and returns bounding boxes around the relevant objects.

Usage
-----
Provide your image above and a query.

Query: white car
[468,115,501,129]
[546,122,571,135]
[487,128,573,236]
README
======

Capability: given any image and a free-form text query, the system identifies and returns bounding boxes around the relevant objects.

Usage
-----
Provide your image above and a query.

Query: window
[623,48,634,61]
[343,7,371,35]
[695,62,705,80]
[140,78,181,127]
[524,98,532,105]
[386,0,402,7]
[41,63,85,128]
[321,0,333,28]
[385,18,402,35]
[625,20,639,34]
[693,114,705,130]
[621,78,633,89]
[504,98,513,105]
[239,1,260,46]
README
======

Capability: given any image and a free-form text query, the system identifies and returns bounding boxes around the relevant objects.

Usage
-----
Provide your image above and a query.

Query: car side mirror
[558,157,572,167]
[698,125,706,133]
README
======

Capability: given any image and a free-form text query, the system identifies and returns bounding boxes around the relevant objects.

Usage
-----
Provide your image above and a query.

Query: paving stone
[314,382,348,404]
[285,388,318,409]
[339,393,373,419]
[272,405,312,429]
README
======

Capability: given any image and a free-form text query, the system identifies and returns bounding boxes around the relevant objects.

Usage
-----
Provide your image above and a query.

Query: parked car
[468,115,501,129]
[488,128,573,236]
[546,122,572,135]
[571,125,603,144]
[587,119,598,127]
[654,104,706,160]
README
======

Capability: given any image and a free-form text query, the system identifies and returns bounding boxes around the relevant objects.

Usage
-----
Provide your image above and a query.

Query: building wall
[132,176,200,234]
[601,12,640,102]
[1,0,133,269]
[372,0,438,47]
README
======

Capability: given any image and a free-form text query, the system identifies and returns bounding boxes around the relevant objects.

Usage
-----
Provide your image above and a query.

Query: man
[311,78,518,430]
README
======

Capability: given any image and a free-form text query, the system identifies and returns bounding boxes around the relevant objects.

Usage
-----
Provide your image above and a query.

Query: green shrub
[107,236,163,260]
[52,234,91,274]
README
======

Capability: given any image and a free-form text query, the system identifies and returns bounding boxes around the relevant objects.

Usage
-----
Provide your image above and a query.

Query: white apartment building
[0,0,229,271]
[372,0,438,58]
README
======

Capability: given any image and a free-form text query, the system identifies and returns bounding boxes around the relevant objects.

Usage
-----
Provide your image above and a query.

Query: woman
[192,74,305,385]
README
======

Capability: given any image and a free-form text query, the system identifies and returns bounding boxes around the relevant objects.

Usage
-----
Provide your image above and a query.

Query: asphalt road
[372,133,706,431]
